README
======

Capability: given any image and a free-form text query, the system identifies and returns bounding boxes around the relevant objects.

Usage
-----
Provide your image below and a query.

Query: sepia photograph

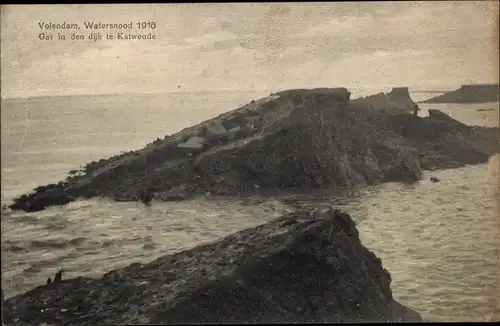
[1,2,499,324]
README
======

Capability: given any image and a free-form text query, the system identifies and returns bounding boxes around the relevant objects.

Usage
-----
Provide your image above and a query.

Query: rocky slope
[2,207,422,324]
[421,84,500,103]
[8,87,500,212]
[351,107,500,171]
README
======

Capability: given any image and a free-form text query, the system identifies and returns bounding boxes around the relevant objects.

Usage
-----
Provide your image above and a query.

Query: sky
[1,2,499,98]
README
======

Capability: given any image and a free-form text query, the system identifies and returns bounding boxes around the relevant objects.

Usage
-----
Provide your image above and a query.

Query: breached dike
[8,87,500,212]
[421,84,500,103]
[2,207,423,324]
[351,87,419,113]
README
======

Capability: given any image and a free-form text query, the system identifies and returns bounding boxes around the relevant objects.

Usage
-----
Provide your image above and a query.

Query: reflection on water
[1,92,499,322]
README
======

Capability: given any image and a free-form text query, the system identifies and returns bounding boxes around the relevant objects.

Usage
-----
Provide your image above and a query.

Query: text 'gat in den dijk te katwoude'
[38,21,157,42]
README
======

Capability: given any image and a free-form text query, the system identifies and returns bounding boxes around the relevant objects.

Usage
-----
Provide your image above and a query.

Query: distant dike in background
[420,84,500,104]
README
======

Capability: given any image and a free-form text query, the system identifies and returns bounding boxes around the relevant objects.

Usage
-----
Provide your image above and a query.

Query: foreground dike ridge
[2,207,423,325]
[8,87,500,212]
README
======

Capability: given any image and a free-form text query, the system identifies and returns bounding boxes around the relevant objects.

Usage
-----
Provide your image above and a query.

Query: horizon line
[0,89,275,102]
[2,83,489,101]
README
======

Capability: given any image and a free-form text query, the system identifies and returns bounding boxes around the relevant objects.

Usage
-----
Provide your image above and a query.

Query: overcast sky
[1,2,499,98]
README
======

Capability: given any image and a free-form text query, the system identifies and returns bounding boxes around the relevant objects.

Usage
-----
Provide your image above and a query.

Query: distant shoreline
[420,84,500,104]
[412,90,450,93]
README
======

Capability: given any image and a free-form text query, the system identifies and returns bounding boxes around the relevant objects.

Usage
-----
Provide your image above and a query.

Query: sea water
[1,90,498,321]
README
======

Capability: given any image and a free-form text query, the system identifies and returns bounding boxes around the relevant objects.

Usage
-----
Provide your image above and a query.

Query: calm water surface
[1,90,499,322]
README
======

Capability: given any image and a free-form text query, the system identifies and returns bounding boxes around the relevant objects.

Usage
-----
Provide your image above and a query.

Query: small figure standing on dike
[412,103,420,117]
[138,187,153,206]
[54,269,64,284]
